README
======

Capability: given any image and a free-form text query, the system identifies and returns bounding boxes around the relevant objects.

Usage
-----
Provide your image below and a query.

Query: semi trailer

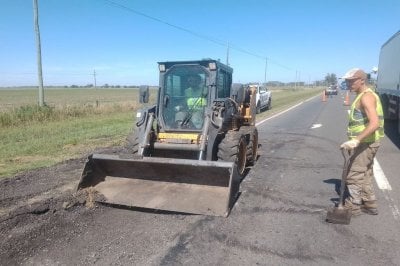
[376,30,400,135]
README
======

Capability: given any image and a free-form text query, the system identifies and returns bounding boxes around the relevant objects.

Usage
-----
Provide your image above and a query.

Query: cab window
[217,70,231,98]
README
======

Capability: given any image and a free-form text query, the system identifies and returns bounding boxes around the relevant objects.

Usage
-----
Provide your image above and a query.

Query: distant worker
[340,68,384,216]
[182,74,207,128]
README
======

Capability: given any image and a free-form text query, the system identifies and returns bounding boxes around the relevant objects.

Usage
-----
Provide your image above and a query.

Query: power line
[104,0,226,47]
[103,0,295,72]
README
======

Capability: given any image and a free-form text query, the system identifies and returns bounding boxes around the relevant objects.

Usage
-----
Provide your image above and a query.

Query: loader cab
[158,64,208,130]
[157,60,231,131]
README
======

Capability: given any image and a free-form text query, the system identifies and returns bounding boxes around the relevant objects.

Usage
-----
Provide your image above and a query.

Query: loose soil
[0,146,124,264]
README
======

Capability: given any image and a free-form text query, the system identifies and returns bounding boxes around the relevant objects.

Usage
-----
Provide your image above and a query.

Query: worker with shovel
[340,68,384,216]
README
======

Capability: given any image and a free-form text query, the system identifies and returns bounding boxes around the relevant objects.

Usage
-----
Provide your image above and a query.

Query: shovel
[326,148,353,224]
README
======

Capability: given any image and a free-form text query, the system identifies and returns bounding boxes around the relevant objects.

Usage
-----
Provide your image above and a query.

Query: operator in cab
[177,74,207,129]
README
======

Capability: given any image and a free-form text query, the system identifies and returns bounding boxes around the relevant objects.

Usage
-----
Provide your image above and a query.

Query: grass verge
[0,87,322,178]
[256,87,322,120]
[0,113,133,177]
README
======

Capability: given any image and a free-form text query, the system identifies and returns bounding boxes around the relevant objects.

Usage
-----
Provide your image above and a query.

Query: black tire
[256,102,261,114]
[238,126,258,166]
[267,98,272,110]
[217,131,247,177]
[125,130,153,156]
[126,130,139,154]
[244,126,258,166]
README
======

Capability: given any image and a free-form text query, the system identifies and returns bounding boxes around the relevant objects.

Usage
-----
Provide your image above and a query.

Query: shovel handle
[341,147,354,162]
[338,148,354,207]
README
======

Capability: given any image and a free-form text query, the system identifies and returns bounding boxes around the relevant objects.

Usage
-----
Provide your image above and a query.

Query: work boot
[361,201,378,215]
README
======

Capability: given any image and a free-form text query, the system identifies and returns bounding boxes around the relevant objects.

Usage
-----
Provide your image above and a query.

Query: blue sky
[0,0,399,87]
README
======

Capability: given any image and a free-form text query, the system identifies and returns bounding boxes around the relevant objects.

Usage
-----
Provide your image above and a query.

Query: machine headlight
[159,64,166,72]
[208,62,216,70]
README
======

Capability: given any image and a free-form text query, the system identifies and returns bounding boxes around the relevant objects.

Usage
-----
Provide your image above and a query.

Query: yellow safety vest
[348,88,384,143]
[185,87,207,109]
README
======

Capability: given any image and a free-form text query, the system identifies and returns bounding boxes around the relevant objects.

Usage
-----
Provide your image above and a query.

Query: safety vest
[348,88,384,143]
[185,87,207,109]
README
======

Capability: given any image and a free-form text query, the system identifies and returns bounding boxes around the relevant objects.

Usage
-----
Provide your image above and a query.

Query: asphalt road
[2,91,400,265]
[250,92,400,265]
[250,91,400,265]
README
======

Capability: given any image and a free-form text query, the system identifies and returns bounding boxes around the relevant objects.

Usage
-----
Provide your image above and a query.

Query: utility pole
[264,58,268,85]
[93,69,99,107]
[226,42,230,66]
[33,0,44,106]
[93,69,97,88]
[298,71,301,88]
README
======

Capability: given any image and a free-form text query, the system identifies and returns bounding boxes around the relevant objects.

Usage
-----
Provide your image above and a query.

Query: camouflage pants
[345,142,380,206]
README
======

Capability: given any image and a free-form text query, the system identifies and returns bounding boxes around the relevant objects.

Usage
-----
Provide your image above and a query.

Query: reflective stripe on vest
[348,88,384,142]
[185,87,207,109]
[187,97,207,108]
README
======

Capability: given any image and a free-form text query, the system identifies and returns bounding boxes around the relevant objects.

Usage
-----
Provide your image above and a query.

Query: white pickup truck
[248,84,272,113]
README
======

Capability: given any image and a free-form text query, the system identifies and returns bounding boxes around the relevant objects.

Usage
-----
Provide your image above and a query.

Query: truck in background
[247,83,272,114]
[376,30,400,135]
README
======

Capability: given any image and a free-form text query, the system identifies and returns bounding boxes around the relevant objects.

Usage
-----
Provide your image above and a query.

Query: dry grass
[0,86,321,178]
[0,88,158,127]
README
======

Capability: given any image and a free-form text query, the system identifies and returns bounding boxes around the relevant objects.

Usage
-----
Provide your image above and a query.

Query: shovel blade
[326,207,352,224]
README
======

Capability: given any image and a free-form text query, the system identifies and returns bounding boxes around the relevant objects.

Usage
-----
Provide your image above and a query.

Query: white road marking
[374,158,392,190]
[311,124,322,129]
[256,101,304,126]
[255,97,400,221]
[382,191,400,221]
[374,158,400,221]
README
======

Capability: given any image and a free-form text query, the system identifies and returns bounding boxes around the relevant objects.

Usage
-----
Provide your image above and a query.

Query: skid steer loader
[77,59,258,217]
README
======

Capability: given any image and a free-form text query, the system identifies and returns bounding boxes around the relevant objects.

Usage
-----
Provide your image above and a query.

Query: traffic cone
[322,90,327,102]
[343,91,350,106]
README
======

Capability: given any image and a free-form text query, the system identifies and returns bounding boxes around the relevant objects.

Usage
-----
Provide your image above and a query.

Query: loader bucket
[77,154,240,217]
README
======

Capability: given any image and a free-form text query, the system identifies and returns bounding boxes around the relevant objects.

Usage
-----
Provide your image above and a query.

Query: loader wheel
[267,98,272,110]
[238,126,258,166]
[256,102,261,114]
[126,131,139,154]
[126,130,152,156]
[246,127,258,166]
[217,131,247,177]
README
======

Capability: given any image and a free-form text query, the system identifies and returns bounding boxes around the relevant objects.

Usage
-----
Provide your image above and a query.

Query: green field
[0,86,322,178]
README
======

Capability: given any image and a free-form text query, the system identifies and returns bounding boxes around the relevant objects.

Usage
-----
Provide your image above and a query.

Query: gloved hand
[340,139,360,150]
[175,105,184,112]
